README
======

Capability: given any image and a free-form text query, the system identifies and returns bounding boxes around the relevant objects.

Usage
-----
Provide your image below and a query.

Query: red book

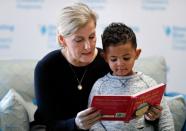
[91,83,166,122]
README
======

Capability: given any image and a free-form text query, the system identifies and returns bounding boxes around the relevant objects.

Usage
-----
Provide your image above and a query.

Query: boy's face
[104,42,141,76]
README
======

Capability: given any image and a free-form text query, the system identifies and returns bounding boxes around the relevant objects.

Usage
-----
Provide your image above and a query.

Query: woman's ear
[135,48,141,59]
[58,34,66,47]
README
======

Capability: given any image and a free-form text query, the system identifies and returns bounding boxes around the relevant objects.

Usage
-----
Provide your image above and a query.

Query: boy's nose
[117,59,125,65]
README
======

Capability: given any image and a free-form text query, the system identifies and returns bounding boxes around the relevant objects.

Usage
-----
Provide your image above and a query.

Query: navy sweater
[32,48,110,131]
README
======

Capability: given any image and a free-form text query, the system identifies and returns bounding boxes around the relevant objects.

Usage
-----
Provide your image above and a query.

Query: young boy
[88,23,174,131]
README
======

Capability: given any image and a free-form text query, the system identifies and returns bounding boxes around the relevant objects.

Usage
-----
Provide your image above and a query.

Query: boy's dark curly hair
[101,22,137,51]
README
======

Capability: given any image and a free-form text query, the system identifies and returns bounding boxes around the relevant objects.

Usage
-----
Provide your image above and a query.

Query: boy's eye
[74,39,83,43]
[110,58,117,62]
[123,57,130,61]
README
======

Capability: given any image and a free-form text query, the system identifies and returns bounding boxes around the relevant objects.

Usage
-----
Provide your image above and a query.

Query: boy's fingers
[152,105,163,111]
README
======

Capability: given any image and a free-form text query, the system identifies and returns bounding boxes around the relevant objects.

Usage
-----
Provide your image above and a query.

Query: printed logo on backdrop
[81,0,107,10]
[0,24,15,49]
[39,24,58,49]
[16,0,45,9]
[141,0,169,10]
[164,26,186,50]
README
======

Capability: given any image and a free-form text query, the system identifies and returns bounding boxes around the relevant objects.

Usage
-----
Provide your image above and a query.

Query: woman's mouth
[82,51,92,55]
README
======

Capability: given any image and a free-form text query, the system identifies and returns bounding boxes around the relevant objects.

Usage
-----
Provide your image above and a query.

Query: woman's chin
[80,58,93,64]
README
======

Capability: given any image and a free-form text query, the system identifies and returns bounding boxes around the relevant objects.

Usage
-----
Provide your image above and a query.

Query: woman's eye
[89,36,95,39]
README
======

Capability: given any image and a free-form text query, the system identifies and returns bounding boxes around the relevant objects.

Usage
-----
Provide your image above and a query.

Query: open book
[91,83,166,122]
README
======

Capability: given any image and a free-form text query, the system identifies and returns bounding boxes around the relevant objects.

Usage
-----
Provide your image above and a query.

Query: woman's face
[61,19,97,66]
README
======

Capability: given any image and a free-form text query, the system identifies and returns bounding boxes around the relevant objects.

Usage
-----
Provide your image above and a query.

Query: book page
[132,83,166,117]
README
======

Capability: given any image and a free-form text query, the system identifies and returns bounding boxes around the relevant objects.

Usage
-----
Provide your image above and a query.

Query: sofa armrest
[165,93,186,131]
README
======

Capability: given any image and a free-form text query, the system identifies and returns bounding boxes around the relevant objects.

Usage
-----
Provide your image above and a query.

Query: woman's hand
[75,107,101,130]
[144,105,162,121]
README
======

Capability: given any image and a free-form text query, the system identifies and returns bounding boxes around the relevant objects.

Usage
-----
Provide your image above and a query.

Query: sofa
[0,56,185,131]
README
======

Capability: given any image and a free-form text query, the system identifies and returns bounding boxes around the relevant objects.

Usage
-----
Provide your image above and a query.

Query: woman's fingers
[75,107,101,130]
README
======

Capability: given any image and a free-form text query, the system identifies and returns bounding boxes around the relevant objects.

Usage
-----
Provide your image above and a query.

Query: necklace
[68,64,88,90]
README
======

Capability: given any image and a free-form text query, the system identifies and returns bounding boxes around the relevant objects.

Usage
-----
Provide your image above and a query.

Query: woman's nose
[84,40,91,50]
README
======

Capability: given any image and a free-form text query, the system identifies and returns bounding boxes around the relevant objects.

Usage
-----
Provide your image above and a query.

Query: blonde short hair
[57,3,98,37]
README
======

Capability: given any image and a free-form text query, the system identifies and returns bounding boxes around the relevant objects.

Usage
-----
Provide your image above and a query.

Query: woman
[30,3,162,131]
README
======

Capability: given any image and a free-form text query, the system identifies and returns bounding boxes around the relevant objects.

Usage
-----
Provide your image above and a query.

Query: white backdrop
[0,0,186,93]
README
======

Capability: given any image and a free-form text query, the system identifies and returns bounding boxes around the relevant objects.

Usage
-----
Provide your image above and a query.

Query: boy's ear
[58,34,66,47]
[101,52,108,63]
[135,48,141,59]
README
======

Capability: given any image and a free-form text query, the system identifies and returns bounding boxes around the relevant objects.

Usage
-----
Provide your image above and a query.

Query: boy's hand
[144,105,162,121]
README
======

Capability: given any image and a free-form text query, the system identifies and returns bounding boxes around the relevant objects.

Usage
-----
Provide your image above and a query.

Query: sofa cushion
[0,89,29,131]
[134,56,167,84]
[0,60,37,102]
[24,101,37,122]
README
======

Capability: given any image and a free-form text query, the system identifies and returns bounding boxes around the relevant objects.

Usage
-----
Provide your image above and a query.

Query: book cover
[91,83,166,122]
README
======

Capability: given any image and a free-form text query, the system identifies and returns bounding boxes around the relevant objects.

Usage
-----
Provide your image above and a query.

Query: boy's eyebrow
[123,54,131,57]
[110,56,117,58]
[110,54,131,57]
[74,36,83,38]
